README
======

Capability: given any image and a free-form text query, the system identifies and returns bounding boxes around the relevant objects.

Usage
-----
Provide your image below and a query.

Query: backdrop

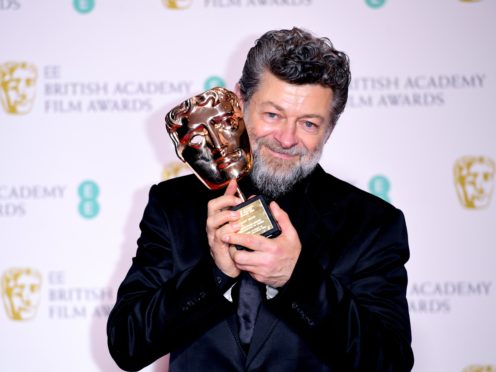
[1,1,495,371]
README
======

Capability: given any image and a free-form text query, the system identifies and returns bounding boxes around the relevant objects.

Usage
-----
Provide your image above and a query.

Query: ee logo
[73,0,95,14]
[368,175,391,203]
[365,0,386,9]
[204,76,225,91]
[78,180,100,219]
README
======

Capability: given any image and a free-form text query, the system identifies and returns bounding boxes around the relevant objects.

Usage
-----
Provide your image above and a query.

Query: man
[107,27,414,371]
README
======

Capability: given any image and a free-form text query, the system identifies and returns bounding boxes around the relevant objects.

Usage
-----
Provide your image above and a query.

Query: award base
[230,195,281,251]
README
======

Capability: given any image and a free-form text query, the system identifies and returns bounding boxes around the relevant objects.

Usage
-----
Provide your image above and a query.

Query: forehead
[469,162,494,173]
[252,71,333,117]
[11,66,36,79]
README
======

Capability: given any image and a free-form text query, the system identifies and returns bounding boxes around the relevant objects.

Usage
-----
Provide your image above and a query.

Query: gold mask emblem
[0,62,38,115]
[463,365,496,372]
[1,268,42,321]
[454,156,495,209]
[162,0,192,9]
[162,161,191,181]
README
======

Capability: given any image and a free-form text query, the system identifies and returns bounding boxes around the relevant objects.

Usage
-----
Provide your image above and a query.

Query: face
[455,156,495,209]
[165,87,252,190]
[240,71,334,197]
[0,63,37,114]
[2,269,42,321]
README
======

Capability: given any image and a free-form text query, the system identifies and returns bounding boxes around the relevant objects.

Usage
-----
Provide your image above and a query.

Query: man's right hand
[206,179,242,278]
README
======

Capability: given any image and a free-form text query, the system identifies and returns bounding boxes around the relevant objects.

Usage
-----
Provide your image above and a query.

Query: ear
[234,83,244,112]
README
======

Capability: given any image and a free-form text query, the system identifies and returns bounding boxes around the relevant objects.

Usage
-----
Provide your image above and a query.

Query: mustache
[256,138,307,157]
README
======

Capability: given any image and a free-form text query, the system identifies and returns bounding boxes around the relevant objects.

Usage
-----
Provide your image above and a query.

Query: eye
[264,112,279,120]
[302,120,319,132]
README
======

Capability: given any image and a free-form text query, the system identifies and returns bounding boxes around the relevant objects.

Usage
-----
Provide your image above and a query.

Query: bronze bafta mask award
[164,87,281,244]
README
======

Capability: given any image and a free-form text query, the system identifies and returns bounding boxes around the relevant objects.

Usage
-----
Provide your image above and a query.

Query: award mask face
[1,268,42,321]
[454,156,495,209]
[165,87,252,190]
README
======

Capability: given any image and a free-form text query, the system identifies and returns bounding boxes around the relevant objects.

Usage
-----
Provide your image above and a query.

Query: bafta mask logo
[162,161,191,181]
[0,62,38,115]
[463,365,495,372]
[1,268,42,321]
[454,156,495,209]
[162,0,192,9]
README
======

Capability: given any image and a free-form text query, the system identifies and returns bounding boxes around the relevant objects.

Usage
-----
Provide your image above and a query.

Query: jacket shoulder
[311,168,401,219]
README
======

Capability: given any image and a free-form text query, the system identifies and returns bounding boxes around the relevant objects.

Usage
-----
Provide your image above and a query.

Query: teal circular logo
[204,76,225,90]
[73,0,95,14]
[365,0,386,9]
[368,175,391,202]
[78,180,100,219]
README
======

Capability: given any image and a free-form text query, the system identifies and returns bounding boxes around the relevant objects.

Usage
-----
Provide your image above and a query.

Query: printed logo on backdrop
[42,65,192,114]
[1,268,114,321]
[1,268,42,321]
[454,156,495,209]
[162,0,192,9]
[163,162,191,181]
[0,185,66,217]
[348,74,486,108]
[78,180,100,219]
[368,175,391,203]
[0,62,37,115]
[0,0,20,10]
[365,0,386,9]
[47,270,113,319]
[463,365,496,372]
[73,0,95,14]
[408,281,492,314]
[204,76,225,91]
[163,0,312,9]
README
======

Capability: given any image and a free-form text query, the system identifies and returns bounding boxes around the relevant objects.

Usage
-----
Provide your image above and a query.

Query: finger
[207,194,242,217]
[224,179,238,196]
[206,210,240,233]
[269,201,295,234]
[222,232,265,252]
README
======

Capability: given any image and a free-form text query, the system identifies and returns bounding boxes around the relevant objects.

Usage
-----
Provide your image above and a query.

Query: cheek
[247,115,272,137]
[299,135,323,154]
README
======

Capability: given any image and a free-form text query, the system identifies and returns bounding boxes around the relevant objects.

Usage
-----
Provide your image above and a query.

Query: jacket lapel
[245,165,342,365]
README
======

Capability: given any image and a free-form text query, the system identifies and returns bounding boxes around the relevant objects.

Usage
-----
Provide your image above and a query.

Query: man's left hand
[222,201,301,288]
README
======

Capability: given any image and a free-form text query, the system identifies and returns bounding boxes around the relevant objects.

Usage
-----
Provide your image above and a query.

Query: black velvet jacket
[107,165,414,371]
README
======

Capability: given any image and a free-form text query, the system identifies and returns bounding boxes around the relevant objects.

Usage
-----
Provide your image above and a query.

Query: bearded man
[107,27,414,372]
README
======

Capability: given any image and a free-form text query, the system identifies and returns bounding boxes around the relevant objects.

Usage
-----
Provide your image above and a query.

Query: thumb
[224,179,238,196]
[269,201,293,234]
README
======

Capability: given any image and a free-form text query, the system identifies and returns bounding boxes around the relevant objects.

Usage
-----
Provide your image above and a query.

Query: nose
[274,122,298,149]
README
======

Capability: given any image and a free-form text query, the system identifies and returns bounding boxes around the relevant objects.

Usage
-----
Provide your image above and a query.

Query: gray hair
[238,27,351,127]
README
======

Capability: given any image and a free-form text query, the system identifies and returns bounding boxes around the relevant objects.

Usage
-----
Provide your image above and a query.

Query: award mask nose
[206,126,228,157]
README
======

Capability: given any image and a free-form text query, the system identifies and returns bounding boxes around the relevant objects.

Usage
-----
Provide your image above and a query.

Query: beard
[250,136,324,199]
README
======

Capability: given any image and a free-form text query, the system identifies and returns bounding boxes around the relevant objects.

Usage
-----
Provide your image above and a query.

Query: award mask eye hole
[216,116,238,131]
[189,134,204,148]
[228,119,239,130]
